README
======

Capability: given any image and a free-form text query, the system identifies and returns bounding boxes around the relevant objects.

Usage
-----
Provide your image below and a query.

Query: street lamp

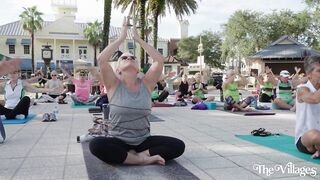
[197,36,204,75]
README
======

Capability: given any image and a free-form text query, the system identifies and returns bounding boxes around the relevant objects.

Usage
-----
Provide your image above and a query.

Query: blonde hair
[50,70,57,75]
[116,52,140,74]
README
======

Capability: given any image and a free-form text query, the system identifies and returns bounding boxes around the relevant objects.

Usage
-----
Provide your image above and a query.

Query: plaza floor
[0,91,319,180]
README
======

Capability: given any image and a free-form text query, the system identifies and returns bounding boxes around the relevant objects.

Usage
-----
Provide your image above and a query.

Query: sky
[0,0,307,39]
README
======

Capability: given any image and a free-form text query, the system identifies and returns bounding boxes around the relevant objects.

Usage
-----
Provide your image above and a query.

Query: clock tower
[41,45,53,76]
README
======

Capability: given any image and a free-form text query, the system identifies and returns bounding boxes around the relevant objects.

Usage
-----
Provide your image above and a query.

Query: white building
[0,0,168,74]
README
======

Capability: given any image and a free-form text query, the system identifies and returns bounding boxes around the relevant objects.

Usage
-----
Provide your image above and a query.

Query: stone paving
[0,91,319,180]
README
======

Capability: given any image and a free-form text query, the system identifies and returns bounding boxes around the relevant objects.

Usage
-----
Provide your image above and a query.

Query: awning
[21,39,31,45]
[20,59,32,71]
[36,62,56,70]
[5,38,16,45]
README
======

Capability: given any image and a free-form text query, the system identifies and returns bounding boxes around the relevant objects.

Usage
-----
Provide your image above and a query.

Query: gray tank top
[108,79,152,145]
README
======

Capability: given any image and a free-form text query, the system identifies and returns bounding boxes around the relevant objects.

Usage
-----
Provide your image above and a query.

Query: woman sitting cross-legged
[0,70,59,120]
[89,17,185,165]
[222,69,255,111]
[38,70,67,104]
[254,71,275,103]
[295,56,320,159]
[191,73,215,104]
[62,68,99,105]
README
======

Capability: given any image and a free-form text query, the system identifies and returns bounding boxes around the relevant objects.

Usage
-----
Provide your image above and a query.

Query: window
[9,45,15,54]
[60,46,70,59]
[24,45,30,54]
[128,42,134,49]
[164,65,172,74]
[79,46,87,59]
[158,48,163,55]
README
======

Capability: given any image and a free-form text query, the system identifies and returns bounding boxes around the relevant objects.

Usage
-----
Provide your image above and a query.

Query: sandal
[251,128,271,137]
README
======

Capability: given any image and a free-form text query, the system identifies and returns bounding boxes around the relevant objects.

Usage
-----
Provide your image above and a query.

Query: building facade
[0,0,168,74]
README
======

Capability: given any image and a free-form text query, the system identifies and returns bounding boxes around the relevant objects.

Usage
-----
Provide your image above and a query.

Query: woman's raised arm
[132,22,164,92]
[98,17,128,91]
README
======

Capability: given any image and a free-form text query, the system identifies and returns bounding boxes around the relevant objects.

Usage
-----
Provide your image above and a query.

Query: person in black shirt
[176,74,191,99]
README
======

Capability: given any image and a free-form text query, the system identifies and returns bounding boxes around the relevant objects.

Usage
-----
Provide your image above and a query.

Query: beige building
[0,0,168,74]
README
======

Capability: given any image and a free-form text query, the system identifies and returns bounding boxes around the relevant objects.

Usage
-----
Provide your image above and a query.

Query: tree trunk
[31,33,35,73]
[102,0,112,49]
[153,11,159,49]
[139,0,146,70]
[94,45,97,66]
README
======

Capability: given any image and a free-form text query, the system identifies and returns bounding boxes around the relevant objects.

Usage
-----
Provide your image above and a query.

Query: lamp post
[41,44,53,77]
[197,36,204,75]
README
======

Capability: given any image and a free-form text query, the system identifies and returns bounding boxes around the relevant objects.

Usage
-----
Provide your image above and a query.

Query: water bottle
[53,103,59,118]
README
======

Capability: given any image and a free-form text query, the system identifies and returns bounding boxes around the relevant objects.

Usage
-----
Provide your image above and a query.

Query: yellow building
[0,0,168,75]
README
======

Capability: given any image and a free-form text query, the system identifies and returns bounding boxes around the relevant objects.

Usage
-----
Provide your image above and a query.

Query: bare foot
[231,108,239,112]
[312,151,320,159]
[137,152,165,165]
[244,107,254,112]
[290,106,296,112]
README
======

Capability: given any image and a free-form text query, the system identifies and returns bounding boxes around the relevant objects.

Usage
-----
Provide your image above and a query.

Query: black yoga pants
[89,135,185,164]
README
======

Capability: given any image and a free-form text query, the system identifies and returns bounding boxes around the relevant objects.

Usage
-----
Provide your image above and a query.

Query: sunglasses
[121,56,135,61]
[51,74,57,76]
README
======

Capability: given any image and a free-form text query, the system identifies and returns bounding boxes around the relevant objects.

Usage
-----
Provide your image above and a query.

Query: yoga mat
[217,107,275,116]
[152,103,175,107]
[244,112,275,116]
[71,103,96,108]
[236,134,320,164]
[2,114,36,124]
[149,114,165,122]
[81,142,199,180]
[0,118,5,143]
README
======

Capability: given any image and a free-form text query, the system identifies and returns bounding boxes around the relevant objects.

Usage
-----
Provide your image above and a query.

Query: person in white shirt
[0,71,58,120]
[295,56,320,159]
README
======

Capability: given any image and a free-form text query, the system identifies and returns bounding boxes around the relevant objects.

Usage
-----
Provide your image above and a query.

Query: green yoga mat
[71,103,96,108]
[236,134,320,164]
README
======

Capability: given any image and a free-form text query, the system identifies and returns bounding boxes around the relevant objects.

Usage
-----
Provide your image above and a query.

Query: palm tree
[102,0,112,49]
[147,0,199,49]
[84,20,103,66]
[20,6,43,73]
[114,0,147,70]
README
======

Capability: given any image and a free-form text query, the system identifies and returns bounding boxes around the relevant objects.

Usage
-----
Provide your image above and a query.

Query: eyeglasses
[80,73,86,76]
[121,56,135,61]
[51,74,57,76]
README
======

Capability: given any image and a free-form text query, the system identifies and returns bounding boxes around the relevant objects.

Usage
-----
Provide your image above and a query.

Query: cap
[279,70,290,77]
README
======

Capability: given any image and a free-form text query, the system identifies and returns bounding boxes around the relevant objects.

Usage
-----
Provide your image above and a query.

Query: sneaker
[49,113,57,122]
[42,113,50,122]
[15,115,25,120]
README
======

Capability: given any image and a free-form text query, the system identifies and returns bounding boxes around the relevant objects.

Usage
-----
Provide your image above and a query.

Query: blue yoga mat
[71,103,96,108]
[2,114,36,124]
[236,134,320,164]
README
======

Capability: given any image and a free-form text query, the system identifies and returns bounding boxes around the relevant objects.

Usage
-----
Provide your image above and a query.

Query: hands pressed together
[119,17,140,42]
